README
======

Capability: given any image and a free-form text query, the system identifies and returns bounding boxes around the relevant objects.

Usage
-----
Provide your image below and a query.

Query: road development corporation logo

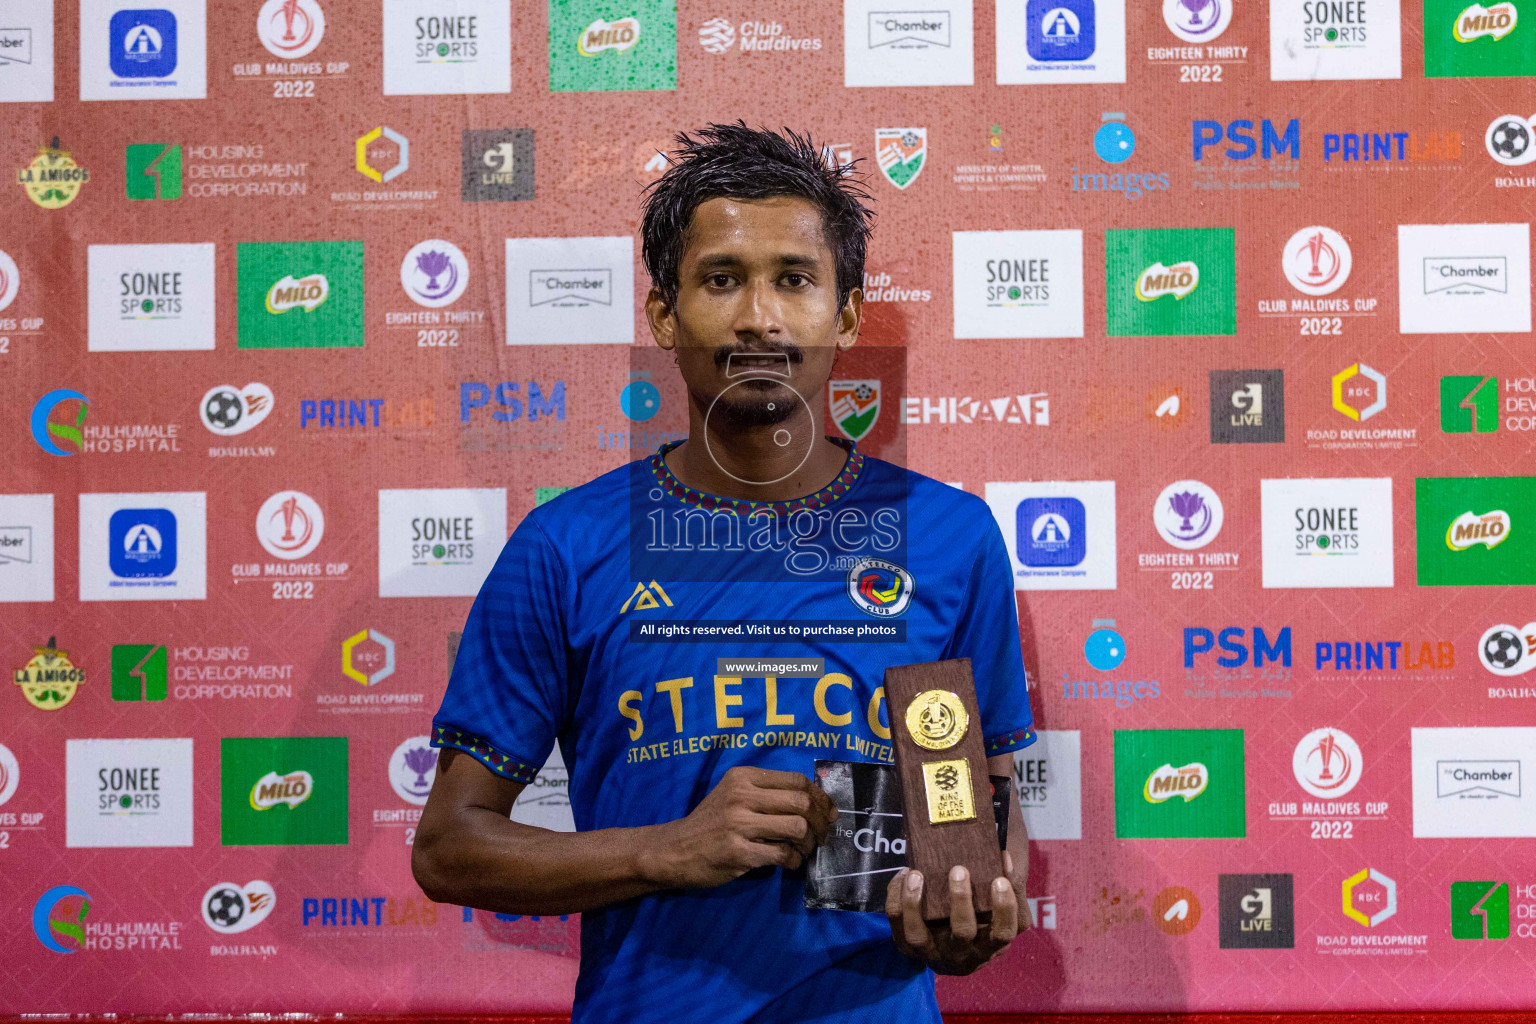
[13,637,85,711]
[202,880,276,934]
[1480,622,1536,676]
[33,885,90,953]
[1152,481,1223,549]
[256,491,324,561]
[200,383,273,436]
[876,128,927,189]
[401,240,469,308]
[846,558,914,617]
[258,0,324,59]
[389,736,437,805]
[356,126,409,182]
[1164,0,1231,42]
[1341,868,1397,927]
[1283,227,1352,296]
[342,629,395,686]
[1293,727,1363,798]
[1219,874,1294,948]
[1114,729,1244,838]
[1331,362,1388,422]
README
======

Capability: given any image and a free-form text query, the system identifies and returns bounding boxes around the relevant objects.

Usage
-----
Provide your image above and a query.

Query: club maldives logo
[1135,261,1199,301]
[1283,226,1352,296]
[1153,480,1224,549]
[202,880,276,934]
[250,770,313,810]
[14,637,86,711]
[30,389,90,456]
[1143,762,1208,803]
[1163,0,1231,42]
[33,885,91,953]
[846,558,914,617]
[256,491,324,560]
[876,128,927,189]
[830,380,881,441]
[258,0,325,59]
[18,138,90,210]
[579,17,641,55]
[401,240,469,308]
[1293,727,1363,798]
[1480,622,1536,676]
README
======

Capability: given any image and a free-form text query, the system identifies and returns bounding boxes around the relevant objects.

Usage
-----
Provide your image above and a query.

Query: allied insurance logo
[846,557,914,617]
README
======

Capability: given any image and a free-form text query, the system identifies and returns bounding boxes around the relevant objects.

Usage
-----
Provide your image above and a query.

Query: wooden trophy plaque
[882,657,1003,921]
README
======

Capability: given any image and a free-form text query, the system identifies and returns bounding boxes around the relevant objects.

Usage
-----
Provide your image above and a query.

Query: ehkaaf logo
[1219,874,1294,948]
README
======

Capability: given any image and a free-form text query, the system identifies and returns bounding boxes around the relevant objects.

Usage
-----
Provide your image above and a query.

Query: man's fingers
[886,868,908,924]
[740,767,822,791]
[902,869,931,950]
[739,812,816,855]
[742,787,816,818]
[989,875,1019,944]
[948,866,978,942]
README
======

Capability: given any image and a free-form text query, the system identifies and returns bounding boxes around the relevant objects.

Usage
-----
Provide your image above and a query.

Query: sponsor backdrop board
[3,0,1536,1016]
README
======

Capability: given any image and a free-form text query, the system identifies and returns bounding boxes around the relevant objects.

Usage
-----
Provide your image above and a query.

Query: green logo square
[1416,476,1536,585]
[1440,374,1499,433]
[111,644,167,701]
[237,241,365,349]
[1114,729,1245,838]
[549,0,676,93]
[1105,228,1236,337]
[125,144,182,200]
[220,737,349,846]
[534,487,571,505]
[1425,0,1535,77]
[1451,880,1510,939]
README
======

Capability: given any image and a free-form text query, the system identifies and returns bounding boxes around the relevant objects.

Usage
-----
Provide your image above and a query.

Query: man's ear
[835,287,863,351]
[645,287,677,351]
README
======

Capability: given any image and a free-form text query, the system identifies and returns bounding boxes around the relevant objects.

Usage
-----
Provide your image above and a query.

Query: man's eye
[784,274,807,287]
[709,274,733,287]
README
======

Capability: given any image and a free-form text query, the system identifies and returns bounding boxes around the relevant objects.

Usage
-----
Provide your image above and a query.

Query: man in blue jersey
[413,124,1038,1023]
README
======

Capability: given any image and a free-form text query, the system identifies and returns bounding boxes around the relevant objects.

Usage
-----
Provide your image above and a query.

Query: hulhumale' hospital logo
[30,389,89,456]
[34,885,90,953]
[847,558,913,617]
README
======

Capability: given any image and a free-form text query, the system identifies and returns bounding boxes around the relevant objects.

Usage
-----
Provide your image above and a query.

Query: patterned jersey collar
[649,436,866,516]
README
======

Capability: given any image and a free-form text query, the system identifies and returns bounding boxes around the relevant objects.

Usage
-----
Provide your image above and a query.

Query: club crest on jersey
[847,558,913,617]
[620,580,673,613]
[830,380,880,441]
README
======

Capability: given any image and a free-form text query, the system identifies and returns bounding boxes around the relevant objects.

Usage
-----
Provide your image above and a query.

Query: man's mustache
[714,343,804,376]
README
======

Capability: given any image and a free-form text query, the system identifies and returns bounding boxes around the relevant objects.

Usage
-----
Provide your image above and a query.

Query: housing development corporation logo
[1451,881,1510,939]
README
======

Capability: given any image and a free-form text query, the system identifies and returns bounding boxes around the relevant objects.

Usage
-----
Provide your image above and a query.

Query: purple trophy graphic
[412,248,459,302]
[1176,0,1222,34]
[402,745,438,798]
[1167,490,1213,542]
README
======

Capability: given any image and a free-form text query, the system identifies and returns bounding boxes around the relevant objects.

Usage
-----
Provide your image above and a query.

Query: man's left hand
[885,849,1027,976]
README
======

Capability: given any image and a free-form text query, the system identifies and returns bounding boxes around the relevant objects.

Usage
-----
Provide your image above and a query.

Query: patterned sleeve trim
[431,724,541,785]
[984,726,1038,756]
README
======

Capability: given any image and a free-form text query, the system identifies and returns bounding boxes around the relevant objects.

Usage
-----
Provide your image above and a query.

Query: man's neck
[663,427,851,504]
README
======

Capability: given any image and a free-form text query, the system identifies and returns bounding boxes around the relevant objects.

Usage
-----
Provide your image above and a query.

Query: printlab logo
[1416,476,1535,586]
[1114,730,1244,838]
[876,128,927,189]
[1293,727,1363,798]
[1332,363,1387,421]
[462,129,533,202]
[1451,881,1510,939]
[237,241,364,349]
[202,880,276,934]
[1425,0,1531,77]
[1106,228,1235,337]
[1283,226,1351,296]
[33,885,90,953]
[201,383,273,436]
[125,143,181,200]
[1479,622,1535,676]
[389,736,438,805]
[256,491,324,561]
[401,240,469,308]
[258,0,324,59]
[220,737,348,846]
[1218,874,1294,948]
[1163,0,1231,42]
[1152,480,1223,549]
[30,389,89,456]
[1209,369,1284,444]
[111,643,167,701]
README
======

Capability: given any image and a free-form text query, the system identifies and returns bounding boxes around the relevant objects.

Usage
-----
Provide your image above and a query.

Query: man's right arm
[411,748,838,917]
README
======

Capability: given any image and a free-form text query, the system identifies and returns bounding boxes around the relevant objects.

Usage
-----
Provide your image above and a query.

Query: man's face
[649,195,859,430]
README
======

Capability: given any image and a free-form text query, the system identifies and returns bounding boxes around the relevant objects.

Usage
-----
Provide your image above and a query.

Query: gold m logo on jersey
[620,580,673,613]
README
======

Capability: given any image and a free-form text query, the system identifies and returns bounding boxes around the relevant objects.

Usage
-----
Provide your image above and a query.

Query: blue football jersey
[432,437,1036,1024]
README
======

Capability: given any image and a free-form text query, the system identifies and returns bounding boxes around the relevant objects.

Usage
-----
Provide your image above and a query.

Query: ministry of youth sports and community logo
[847,558,914,617]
